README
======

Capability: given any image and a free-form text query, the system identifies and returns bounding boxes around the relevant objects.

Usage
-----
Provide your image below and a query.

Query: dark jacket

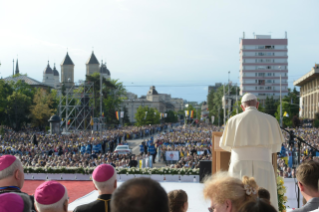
[74,194,112,212]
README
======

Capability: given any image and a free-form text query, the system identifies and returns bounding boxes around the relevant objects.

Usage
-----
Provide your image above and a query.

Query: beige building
[121,86,184,123]
[294,64,319,119]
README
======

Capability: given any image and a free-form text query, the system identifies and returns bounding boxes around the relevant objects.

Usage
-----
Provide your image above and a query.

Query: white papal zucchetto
[241,93,257,103]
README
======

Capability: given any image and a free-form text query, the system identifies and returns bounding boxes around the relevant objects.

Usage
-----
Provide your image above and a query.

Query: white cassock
[220,106,284,211]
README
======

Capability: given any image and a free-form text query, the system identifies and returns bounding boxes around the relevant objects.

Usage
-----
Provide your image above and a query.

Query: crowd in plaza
[2,121,319,178]
[0,125,167,169]
[277,127,319,178]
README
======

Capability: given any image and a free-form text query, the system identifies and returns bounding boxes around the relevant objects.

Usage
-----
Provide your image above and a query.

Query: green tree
[164,110,178,123]
[86,73,117,116]
[6,91,31,130]
[30,89,55,129]
[135,106,160,126]
[264,96,278,117]
[207,85,239,125]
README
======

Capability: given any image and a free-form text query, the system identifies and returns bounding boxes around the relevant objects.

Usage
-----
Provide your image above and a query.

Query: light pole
[66,78,71,132]
[100,60,103,136]
[279,66,282,127]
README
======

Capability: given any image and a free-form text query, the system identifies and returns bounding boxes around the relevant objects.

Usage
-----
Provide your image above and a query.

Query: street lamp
[279,66,282,127]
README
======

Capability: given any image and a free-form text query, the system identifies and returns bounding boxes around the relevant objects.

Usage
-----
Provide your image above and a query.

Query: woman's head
[237,199,277,212]
[203,172,258,212]
[167,189,188,212]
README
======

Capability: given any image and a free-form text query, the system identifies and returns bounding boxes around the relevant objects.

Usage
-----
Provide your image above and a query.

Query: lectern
[211,132,278,175]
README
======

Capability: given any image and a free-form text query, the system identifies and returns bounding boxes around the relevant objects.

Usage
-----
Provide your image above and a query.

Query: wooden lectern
[212,132,277,175]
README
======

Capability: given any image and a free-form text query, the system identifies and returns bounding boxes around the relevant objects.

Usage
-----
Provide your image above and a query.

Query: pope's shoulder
[228,108,277,123]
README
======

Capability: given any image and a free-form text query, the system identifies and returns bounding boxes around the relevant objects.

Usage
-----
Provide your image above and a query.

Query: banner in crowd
[165,151,180,161]
[116,111,119,120]
[120,111,124,118]
[299,97,303,117]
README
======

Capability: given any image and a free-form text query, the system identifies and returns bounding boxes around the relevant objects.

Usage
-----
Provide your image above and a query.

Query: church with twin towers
[42,51,111,88]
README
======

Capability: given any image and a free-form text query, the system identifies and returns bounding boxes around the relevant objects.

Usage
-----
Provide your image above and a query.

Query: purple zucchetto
[92,164,115,182]
[0,193,24,212]
[35,181,66,205]
[0,155,16,171]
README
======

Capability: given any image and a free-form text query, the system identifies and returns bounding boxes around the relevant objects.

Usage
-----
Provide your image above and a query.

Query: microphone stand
[280,127,319,208]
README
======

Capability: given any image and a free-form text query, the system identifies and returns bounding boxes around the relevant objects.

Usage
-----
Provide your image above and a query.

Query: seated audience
[34,181,68,212]
[0,192,32,212]
[0,155,35,210]
[203,172,258,212]
[74,164,117,212]
[167,189,188,212]
[237,198,277,212]
[293,160,319,212]
[111,178,169,212]
[257,187,271,204]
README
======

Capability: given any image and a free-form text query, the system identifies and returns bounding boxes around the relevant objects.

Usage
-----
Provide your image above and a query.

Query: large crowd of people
[2,121,319,178]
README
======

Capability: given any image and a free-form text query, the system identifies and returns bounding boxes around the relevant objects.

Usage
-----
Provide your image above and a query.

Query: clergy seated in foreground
[219,93,284,211]
[203,172,258,212]
[74,164,117,212]
[293,160,319,212]
[0,192,32,212]
[34,181,69,212]
[0,155,36,211]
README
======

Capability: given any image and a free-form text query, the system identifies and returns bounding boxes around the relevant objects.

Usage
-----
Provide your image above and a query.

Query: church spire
[12,59,14,76]
[15,59,20,75]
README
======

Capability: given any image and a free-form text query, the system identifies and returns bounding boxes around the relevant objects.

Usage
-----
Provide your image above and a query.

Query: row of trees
[0,73,130,130]
[134,106,178,126]
[0,80,57,130]
[207,85,300,127]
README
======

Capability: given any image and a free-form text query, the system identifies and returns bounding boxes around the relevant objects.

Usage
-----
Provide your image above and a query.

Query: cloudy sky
[0,0,318,102]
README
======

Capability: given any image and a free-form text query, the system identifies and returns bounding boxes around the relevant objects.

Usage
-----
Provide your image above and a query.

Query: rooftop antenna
[285,31,287,38]
[92,46,94,52]
[253,32,255,38]
[12,59,14,76]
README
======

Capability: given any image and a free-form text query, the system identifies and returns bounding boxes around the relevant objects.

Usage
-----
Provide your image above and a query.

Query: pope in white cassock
[220,93,284,211]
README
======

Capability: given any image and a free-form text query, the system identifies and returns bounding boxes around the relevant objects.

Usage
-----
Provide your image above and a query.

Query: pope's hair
[35,186,68,212]
[93,172,117,191]
[203,172,258,210]
[0,158,23,180]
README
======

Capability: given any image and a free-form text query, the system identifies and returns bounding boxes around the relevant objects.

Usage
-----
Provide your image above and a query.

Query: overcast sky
[1,0,318,102]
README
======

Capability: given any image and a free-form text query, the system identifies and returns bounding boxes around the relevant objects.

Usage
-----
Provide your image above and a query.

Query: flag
[102,112,104,117]
[115,111,119,120]
[283,111,289,117]
[185,110,189,117]
[90,116,94,126]
[190,110,194,118]
[67,119,71,125]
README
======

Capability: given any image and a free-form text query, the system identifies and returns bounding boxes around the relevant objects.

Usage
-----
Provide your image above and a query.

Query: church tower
[61,52,75,88]
[86,51,100,76]
[52,63,60,87]
[15,59,20,75]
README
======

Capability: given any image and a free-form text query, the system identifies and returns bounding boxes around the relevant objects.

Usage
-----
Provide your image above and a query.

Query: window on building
[258,80,265,85]
[257,46,265,49]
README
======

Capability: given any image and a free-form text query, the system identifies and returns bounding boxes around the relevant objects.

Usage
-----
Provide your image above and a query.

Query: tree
[135,106,160,126]
[264,96,278,117]
[30,89,55,129]
[164,110,178,123]
[6,91,31,130]
[122,106,131,126]
[207,85,239,125]
[86,73,117,116]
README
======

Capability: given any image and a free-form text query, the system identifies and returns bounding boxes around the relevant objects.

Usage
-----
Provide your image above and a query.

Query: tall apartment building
[239,33,288,100]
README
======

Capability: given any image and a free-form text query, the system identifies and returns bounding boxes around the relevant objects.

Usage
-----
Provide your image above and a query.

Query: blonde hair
[203,172,258,210]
